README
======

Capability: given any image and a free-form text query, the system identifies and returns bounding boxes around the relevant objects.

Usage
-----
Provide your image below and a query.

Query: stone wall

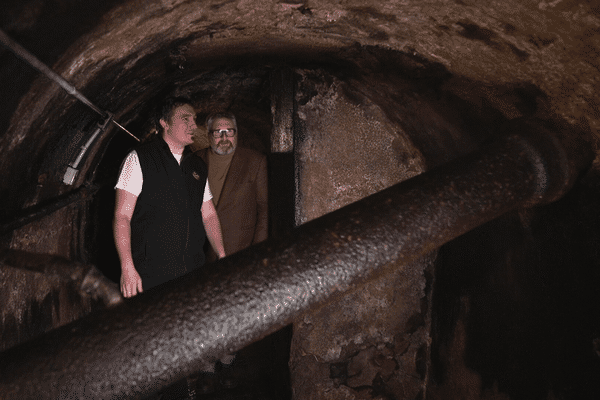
[290,69,434,399]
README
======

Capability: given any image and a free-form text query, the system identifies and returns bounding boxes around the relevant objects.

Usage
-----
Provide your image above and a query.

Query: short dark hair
[156,96,194,132]
[206,112,238,132]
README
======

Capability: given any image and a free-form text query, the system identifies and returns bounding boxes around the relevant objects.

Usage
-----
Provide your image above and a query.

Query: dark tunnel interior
[2,1,600,400]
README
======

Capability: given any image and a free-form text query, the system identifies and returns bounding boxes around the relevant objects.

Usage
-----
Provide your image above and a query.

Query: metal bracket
[63,113,113,185]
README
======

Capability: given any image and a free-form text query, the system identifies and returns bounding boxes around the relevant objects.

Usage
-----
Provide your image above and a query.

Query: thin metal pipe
[112,119,139,141]
[0,28,139,142]
[0,123,592,399]
[71,118,112,170]
[63,115,114,185]
[0,29,106,117]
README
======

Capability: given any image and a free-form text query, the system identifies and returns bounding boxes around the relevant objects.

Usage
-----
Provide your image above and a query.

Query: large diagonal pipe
[0,119,592,399]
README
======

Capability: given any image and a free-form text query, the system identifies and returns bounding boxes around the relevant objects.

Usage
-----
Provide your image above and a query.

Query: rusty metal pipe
[0,120,592,399]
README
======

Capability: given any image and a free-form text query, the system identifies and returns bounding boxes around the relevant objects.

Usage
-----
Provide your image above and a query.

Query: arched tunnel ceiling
[1,0,600,215]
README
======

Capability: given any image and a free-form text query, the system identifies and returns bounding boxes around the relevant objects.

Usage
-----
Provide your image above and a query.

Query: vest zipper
[182,155,190,265]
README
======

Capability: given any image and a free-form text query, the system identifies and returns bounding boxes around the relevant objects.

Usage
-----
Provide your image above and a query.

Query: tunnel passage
[2,1,600,399]
[81,49,502,400]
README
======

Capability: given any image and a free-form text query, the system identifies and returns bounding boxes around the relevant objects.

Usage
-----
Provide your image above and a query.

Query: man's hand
[114,188,141,298]
[120,264,143,298]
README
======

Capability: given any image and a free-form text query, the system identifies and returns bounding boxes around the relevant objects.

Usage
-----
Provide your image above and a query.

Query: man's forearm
[114,188,143,297]
[113,216,135,269]
[204,213,226,259]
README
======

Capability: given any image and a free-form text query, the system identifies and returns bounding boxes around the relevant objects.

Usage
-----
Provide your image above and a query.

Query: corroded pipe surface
[0,250,122,309]
[0,121,592,399]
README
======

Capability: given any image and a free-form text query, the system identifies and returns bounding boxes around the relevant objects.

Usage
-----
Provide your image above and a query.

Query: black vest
[130,135,208,290]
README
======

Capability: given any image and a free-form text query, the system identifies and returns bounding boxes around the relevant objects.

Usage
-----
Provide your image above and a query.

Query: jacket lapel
[216,149,243,210]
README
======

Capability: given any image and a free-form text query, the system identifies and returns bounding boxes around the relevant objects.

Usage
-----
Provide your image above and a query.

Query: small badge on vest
[193,171,201,180]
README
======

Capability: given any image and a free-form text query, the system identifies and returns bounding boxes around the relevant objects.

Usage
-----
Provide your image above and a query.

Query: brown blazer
[197,147,268,260]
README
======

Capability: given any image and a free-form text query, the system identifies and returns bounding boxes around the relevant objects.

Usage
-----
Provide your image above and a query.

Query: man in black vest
[114,96,226,298]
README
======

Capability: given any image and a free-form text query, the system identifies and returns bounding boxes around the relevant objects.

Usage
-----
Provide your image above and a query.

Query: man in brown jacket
[195,111,268,390]
[197,112,268,262]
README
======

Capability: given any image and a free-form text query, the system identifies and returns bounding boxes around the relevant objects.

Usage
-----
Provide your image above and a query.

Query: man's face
[160,104,197,149]
[209,117,237,155]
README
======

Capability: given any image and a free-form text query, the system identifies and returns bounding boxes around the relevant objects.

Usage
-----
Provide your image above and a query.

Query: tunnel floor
[146,326,293,400]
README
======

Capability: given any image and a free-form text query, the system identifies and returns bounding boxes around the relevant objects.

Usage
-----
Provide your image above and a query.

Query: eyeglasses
[210,128,236,138]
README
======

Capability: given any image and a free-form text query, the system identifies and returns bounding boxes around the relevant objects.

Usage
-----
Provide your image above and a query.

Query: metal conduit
[0,120,592,399]
[0,28,139,143]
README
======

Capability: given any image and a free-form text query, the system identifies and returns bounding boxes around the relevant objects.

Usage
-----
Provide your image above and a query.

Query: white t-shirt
[115,150,212,202]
